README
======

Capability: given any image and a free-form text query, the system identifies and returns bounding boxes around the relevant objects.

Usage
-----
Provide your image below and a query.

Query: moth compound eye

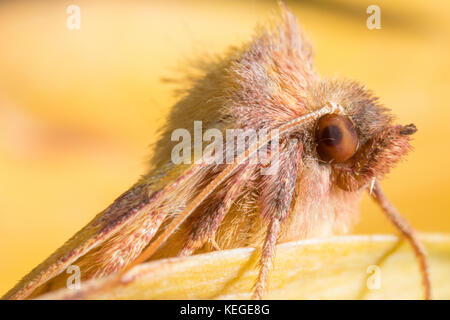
[316,114,359,163]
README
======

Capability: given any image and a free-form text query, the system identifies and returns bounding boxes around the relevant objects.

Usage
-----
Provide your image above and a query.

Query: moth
[3,4,430,300]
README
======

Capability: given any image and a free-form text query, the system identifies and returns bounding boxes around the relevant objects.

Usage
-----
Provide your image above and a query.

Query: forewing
[2,163,202,300]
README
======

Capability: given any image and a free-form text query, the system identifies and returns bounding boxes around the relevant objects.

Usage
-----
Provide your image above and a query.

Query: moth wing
[2,163,200,300]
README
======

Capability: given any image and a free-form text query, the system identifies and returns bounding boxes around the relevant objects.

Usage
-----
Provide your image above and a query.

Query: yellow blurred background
[0,0,449,295]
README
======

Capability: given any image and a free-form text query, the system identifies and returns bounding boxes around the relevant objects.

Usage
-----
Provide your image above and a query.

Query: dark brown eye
[316,114,359,163]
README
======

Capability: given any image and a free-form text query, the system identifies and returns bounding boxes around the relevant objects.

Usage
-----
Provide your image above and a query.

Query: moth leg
[180,164,255,256]
[252,139,302,299]
[178,204,226,256]
[209,237,222,251]
[371,181,431,300]
[252,218,281,299]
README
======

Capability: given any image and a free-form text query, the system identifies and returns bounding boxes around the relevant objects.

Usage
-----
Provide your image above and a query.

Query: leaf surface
[37,234,450,300]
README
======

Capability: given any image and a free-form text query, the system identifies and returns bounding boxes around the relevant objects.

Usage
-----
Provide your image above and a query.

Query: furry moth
[2,3,430,300]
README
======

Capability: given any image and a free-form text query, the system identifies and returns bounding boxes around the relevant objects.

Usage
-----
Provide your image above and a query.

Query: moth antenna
[94,104,345,294]
[371,181,432,300]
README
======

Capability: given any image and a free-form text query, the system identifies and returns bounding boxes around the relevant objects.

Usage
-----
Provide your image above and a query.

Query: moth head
[309,80,416,192]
